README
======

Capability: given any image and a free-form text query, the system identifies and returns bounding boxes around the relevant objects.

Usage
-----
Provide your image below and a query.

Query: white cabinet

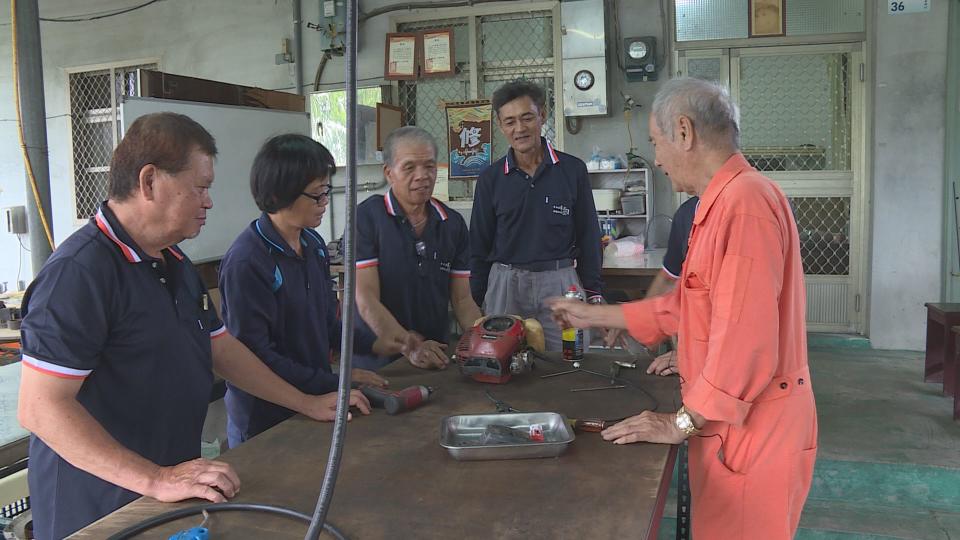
[588,168,652,241]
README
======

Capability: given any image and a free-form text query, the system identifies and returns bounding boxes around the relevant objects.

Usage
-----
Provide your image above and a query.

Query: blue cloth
[218,213,374,447]
[662,196,700,278]
[20,202,222,540]
[469,138,603,304]
[352,191,470,370]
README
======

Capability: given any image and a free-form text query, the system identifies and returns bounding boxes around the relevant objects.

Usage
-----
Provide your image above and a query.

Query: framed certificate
[384,33,418,80]
[749,0,786,37]
[421,28,455,77]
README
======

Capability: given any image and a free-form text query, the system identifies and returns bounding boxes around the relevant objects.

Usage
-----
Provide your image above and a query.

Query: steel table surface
[73,350,680,539]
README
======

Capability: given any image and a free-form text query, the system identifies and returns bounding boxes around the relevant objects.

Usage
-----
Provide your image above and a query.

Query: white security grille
[791,196,850,276]
[478,11,556,155]
[69,63,155,219]
[397,9,555,199]
[740,52,852,172]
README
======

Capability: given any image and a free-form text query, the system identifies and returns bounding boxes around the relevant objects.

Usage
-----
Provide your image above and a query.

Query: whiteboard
[121,97,310,263]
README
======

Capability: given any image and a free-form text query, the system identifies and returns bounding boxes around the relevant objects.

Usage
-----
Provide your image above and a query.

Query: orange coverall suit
[623,154,818,539]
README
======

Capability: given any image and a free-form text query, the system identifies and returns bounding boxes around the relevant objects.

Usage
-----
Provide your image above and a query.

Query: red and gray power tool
[452,315,546,384]
[360,385,434,415]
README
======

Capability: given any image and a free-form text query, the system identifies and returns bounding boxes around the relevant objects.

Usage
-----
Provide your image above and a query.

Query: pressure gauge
[574,70,595,91]
[627,40,649,60]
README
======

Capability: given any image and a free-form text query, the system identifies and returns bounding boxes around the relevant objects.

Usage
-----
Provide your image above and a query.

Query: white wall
[868,1,949,350]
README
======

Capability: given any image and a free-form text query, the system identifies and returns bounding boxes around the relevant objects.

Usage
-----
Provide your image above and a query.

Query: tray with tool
[439,412,575,461]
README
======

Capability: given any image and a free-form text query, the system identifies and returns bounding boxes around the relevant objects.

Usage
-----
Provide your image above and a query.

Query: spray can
[562,285,585,362]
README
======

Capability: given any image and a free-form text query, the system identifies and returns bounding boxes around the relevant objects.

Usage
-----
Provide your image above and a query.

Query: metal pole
[13,0,54,274]
[305,0,357,537]
[293,0,304,95]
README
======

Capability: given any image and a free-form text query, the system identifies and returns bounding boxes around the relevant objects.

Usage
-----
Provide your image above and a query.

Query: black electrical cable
[39,0,163,22]
[304,0,360,537]
[104,502,347,540]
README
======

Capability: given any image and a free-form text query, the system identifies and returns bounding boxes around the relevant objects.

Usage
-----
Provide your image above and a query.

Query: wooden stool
[925,303,960,396]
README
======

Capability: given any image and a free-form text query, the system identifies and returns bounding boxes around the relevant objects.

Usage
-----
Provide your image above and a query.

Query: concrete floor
[659,343,960,539]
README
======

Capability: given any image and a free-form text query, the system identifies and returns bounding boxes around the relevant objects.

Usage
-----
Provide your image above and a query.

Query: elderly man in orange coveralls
[549,77,818,540]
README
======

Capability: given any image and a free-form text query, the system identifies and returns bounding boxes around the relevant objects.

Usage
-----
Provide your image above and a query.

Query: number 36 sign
[889,0,930,14]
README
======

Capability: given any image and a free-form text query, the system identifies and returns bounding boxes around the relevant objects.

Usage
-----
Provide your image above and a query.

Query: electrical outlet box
[3,207,26,235]
[560,0,609,117]
[318,0,347,53]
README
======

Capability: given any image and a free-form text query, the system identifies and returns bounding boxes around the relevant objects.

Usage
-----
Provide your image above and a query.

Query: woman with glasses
[218,134,402,448]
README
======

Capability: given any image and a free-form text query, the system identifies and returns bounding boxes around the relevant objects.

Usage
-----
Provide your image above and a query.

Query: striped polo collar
[253,213,324,258]
[503,137,560,174]
[383,189,448,222]
[93,203,185,264]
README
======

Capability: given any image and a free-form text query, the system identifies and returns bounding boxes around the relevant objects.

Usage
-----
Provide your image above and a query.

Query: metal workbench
[72,350,680,539]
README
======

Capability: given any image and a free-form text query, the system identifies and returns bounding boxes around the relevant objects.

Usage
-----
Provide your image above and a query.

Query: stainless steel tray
[440,412,575,461]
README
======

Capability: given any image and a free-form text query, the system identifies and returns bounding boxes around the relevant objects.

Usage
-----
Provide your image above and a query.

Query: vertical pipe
[293,0,304,95]
[305,0,356,536]
[13,0,54,275]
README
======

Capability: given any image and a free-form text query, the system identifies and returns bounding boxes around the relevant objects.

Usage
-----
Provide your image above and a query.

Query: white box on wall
[3,207,26,235]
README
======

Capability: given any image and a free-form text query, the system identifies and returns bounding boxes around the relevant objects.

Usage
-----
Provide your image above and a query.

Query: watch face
[628,41,648,60]
[574,69,595,91]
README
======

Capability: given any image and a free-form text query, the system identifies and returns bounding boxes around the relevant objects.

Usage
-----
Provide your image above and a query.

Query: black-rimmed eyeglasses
[301,185,333,204]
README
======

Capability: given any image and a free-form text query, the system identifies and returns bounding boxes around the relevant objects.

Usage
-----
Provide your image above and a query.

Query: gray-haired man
[354,126,482,371]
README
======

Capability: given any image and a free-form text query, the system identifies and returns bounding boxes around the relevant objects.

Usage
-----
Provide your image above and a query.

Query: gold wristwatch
[675,405,701,436]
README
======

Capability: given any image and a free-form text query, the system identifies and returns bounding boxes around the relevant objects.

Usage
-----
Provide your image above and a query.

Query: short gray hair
[382,126,438,167]
[652,78,740,149]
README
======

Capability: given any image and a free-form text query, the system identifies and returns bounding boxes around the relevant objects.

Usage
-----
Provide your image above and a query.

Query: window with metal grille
[69,63,156,219]
[396,9,557,199]
[791,196,850,276]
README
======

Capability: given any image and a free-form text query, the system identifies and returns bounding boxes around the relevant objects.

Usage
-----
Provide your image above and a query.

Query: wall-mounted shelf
[590,168,652,241]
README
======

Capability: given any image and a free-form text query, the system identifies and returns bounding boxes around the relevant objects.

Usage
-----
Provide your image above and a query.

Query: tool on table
[360,385,435,415]
[570,384,627,393]
[484,390,521,413]
[567,417,624,433]
[453,315,545,384]
[169,510,210,540]
[610,359,637,384]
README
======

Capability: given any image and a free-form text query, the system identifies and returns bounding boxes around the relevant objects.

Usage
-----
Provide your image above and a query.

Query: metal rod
[293,0,303,95]
[540,369,580,379]
[570,385,627,393]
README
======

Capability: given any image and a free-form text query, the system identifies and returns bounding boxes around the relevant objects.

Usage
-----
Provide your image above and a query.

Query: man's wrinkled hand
[546,297,596,330]
[147,458,240,504]
[352,368,388,388]
[600,411,686,445]
[300,390,371,422]
[646,350,677,376]
[372,332,409,358]
[408,340,449,369]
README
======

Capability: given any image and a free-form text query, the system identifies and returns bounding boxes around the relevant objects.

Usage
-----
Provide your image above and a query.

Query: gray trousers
[483,263,582,352]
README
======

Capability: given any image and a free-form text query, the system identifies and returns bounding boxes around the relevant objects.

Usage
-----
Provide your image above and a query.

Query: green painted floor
[659,340,960,539]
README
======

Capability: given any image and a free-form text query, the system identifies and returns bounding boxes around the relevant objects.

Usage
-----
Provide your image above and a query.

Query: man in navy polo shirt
[17,113,369,539]
[470,80,604,350]
[354,127,482,370]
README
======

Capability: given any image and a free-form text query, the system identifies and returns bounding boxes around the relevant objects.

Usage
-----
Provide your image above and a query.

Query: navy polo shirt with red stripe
[20,202,224,540]
[469,138,604,304]
[353,191,470,370]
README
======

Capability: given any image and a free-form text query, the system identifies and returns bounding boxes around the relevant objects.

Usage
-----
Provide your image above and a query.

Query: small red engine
[453,315,543,384]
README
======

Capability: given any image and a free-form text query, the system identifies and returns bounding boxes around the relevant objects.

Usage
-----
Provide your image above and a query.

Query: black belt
[498,259,574,272]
